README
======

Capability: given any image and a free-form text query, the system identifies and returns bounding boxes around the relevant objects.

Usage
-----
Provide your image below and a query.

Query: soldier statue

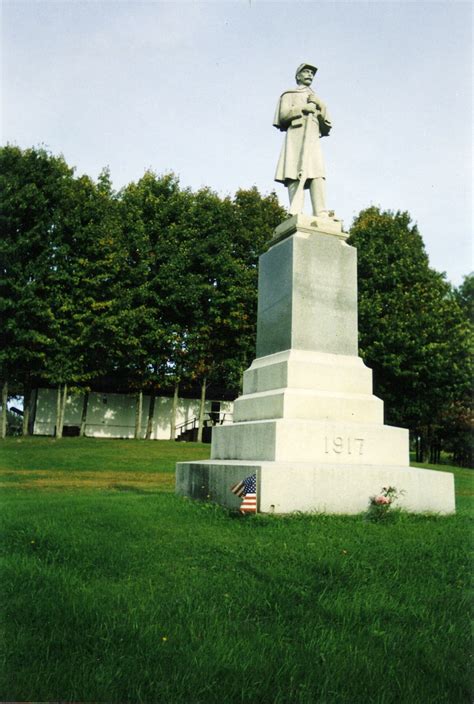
[273,62,332,217]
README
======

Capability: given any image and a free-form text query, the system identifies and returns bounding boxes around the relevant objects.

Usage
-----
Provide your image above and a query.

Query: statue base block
[175,217,456,515]
[176,460,455,515]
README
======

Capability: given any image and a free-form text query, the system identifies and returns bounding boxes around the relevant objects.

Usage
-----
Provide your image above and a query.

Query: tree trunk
[22,386,31,436]
[55,385,61,437]
[79,391,89,437]
[61,384,68,433]
[430,438,441,464]
[146,393,156,440]
[1,381,7,439]
[135,390,143,439]
[29,388,38,435]
[420,427,432,463]
[170,383,179,440]
[415,435,421,463]
[60,383,68,434]
[56,383,67,439]
[197,377,207,443]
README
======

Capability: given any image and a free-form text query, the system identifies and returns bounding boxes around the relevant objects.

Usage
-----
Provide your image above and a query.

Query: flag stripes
[231,473,257,514]
[240,492,257,513]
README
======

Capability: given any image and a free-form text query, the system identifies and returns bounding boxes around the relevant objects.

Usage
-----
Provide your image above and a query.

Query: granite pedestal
[176,215,455,514]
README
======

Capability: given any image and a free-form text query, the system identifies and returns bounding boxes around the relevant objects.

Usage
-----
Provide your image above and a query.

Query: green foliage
[0,148,135,394]
[118,171,190,390]
[118,173,285,396]
[349,207,472,463]
[446,274,474,466]
[0,146,76,392]
[1,147,285,426]
[59,170,135,385]
[455,272,474,325]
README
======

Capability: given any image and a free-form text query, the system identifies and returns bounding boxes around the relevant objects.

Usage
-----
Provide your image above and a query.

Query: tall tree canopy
[455,273,474,325]
[0,146,79,432]
[349,207,472,462]
[0,146,285,436]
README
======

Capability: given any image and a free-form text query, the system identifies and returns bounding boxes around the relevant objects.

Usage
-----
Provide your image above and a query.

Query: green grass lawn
[0,436,210,492]
[1,437,472,703]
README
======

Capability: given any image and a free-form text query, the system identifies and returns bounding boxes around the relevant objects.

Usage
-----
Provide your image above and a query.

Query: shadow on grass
[107,483,161,495]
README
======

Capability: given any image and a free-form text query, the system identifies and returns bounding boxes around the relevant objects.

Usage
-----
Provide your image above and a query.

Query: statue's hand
[302,104,316,114]
[307,95,321,110]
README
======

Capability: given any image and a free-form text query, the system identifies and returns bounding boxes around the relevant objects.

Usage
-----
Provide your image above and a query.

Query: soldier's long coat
[273,86,332,187]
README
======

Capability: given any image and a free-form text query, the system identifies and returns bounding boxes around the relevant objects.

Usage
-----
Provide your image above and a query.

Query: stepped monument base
[176,216,455,514]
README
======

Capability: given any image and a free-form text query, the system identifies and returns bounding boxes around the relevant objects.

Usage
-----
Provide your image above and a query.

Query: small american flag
[231,474,257,514]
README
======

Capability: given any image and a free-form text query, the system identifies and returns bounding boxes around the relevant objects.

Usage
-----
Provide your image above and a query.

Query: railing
[174,417,198,435]
[174,412,233,439]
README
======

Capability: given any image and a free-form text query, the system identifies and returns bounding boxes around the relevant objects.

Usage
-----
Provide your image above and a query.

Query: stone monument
[176,63,455,515]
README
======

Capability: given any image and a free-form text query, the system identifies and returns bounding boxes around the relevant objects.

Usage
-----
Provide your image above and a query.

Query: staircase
[175,413,232,443]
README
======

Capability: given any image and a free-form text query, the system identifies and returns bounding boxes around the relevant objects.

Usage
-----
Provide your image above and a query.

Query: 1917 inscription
[324,435,365,455]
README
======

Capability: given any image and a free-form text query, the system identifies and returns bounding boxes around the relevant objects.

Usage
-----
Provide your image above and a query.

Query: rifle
[289,103,317,215]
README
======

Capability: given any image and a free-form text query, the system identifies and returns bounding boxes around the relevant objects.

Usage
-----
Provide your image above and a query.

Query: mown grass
[0,436,210,472]
[0,437,210,492]
[0,437,472,703]
[411,460,473,513]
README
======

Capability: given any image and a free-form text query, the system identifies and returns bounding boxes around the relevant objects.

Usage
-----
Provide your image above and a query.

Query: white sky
[1,0,472,285]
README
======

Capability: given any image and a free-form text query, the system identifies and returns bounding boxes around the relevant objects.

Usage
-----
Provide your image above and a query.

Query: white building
[31,388,233,441]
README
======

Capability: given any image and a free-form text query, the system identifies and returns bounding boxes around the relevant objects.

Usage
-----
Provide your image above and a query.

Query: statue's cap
[295,62,318,79]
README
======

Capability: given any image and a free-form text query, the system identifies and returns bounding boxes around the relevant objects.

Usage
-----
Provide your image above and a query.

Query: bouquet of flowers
[367,486,403,521]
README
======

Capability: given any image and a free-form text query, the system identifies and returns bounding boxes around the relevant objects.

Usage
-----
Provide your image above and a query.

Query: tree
[349,207,472,462]
[168,186,286,440]
[0,145,77,434]
[455,273,474,325]
[1,146,286,441]
[119,172,195,437]
[0,147,142,436]
[445,273,474,466]
[42,168,137,437]
[119,175,285,440]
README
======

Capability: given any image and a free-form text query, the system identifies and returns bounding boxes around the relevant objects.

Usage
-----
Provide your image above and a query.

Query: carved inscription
[324,435,365,456]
